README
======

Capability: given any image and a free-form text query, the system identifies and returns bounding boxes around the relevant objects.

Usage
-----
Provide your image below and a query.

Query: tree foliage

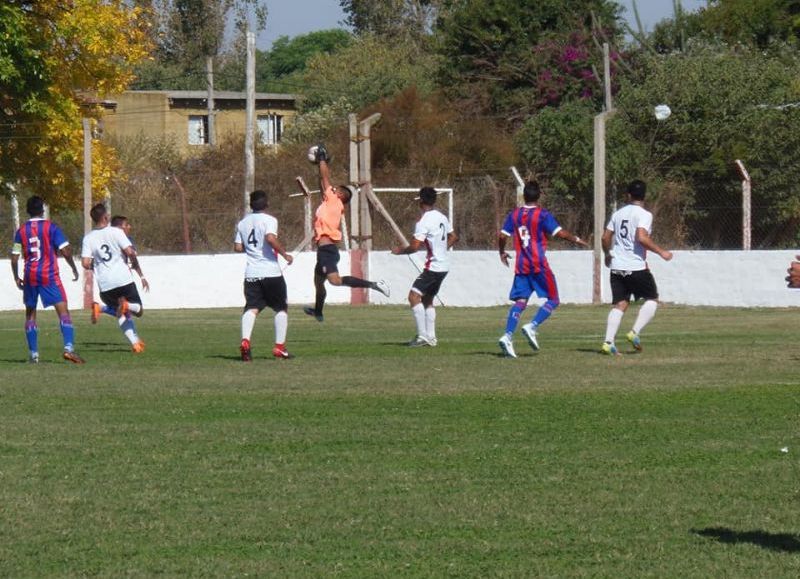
[434,0,623,121]
[340,0,443,40]
[0,0,151,206]
[299,35,439,112]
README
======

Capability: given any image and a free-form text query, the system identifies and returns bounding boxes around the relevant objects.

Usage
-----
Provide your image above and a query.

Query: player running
[391,187,458,346]
[11,196,84,364]
[497,181,588,358]
[601,180,673,355]
[303,143,389,322]
[81,204,146,353]
[234,190,294,361]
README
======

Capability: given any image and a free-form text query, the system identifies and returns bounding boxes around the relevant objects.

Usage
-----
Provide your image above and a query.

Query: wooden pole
[735,160,751,250]
[349,114,360,249]
[82,118,94,309]
[206,55,216,146]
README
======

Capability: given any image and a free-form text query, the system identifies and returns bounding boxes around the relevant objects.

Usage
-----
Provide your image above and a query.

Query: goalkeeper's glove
[315,143,330,163]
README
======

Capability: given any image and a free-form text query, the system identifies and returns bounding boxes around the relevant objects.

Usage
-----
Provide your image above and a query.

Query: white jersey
[414,209,453,273]
[234,212,282,278]
[81,226,134,291]
[606,203,653,271]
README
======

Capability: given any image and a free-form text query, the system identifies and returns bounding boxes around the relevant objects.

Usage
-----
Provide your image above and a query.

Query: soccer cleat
[375,279,391,298]
[407,335,431,347]
[63,350,85,364]
[29,352,39,364]
[626,331,642,352]
[118,297,129,319]
[601,342,621,356]
[272,345,294,359]
[520,323,540,351]
[498,334,517,358]
[303,306,324,322]
[427,337,438,347]
[131,341,146,354]
[91,302,101,324]
[240,339,252,362]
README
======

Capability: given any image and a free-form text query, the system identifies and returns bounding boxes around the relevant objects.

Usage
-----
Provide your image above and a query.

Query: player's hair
[419,186,437,206]
[90,203,108,224]
[523,181,541,203]
[111,215,128,227]
[627,180,647,200]
[338,185,354,205]
[249,190,268,211]
[26,196,44,217]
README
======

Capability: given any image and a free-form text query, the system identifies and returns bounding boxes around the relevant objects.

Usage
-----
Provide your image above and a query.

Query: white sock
[127,302,142,314]
[241,310,257,341]
[274,310,288,344]
[632,300,658,334]
[605,308,624,343]
[411,303,426,337]
[119,316,138,345]
[425,306,436,341]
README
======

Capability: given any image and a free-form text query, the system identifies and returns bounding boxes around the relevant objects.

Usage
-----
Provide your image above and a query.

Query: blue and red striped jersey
[12,219,69,286]
[501,206,562,274]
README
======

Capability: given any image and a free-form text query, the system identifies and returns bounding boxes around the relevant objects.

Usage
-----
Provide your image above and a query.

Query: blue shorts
[23,283,67,309]
[509,270,559,302]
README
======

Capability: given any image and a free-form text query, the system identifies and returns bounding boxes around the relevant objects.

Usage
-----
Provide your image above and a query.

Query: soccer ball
[654,104,671,121]
[307,145,320,163]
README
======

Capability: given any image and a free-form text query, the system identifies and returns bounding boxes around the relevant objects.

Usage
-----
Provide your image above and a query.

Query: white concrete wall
[0,250,797,311]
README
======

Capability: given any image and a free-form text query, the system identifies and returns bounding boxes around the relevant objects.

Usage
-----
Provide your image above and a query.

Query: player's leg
[23,298,39,363]
[627,271,660,351]
[112,285,144,353]
[522,270,560,351]
[602,273,629,355]
[499,276,532,358]
[53,300,84,364]
[333,272,391,297]
[406,289,428,346]
[304,250,329,321]
[267,277,292,359]
[422,295,437,346]
[240,279,264,361]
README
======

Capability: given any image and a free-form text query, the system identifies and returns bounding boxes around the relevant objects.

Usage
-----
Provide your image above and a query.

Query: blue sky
[257,0,708,49]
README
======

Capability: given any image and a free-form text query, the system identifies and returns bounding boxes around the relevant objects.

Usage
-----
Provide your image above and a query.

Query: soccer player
[234,190,294,361]
[91,215,149,322]
[81,203,146,353]
[497,181,589,358]
[11,195,84,364]
[303,143,389,322]
[600,179,673,355]
[391,187,458,346]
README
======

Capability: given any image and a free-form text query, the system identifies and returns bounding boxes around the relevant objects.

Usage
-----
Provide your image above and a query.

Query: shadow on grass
[81,341,130,352]
[693,527,800,553]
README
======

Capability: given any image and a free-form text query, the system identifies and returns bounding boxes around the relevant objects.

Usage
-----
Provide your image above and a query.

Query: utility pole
[82,118,93,309]
[593,43,615,304]
[206,55,216,146]
[244,30,256,213]
[735,160,752,250]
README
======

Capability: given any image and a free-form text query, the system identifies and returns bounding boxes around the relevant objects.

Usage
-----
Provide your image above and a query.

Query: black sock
[341,276,373,289]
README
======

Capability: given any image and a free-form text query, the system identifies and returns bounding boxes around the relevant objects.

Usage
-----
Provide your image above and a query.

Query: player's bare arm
[124,246,149,291]
[786,255,800,288]
[555,229,589,248]
[601,230,614,267]
[635,228,673,261]
[447,231,459,249]
[59,246,80,281]
[81,257,93,271]
[318,154,333,193]
[266,233,293,265]
[392,238,423,255]
[498,232,511,267]
[11,253,22,289]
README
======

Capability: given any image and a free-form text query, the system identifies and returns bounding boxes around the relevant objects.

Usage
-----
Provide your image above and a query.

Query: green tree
[256,30,352,92]
[340,0,444,40]
[299,35,439,112]
[434,0,623,120]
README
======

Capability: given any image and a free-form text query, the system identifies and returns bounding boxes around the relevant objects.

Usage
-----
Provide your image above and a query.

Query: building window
[257,114,283,145]
[188,115,209,145]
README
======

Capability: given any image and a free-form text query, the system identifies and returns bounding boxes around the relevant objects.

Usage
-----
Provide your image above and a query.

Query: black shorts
[411,270,448,298]
[244,276,287,312]
[610,269,659,303]
[315,244,340,277]
[100,282,142,308]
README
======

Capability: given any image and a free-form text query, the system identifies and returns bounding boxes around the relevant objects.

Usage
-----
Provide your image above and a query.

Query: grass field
[0,304,799,577]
